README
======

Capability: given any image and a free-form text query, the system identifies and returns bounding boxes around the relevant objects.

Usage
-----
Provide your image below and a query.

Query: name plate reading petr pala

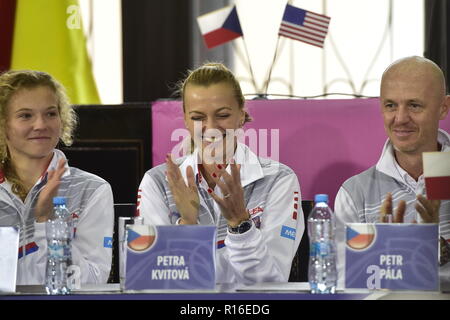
[124,225,216,290]
[345,223,438,290]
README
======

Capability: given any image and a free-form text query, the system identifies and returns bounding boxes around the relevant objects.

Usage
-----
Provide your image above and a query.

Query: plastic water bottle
[308,194,337,294]
[45,197,73,295]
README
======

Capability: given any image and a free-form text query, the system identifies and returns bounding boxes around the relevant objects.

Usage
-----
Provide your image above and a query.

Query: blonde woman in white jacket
[0,70,114,285]
[137,63,305,284]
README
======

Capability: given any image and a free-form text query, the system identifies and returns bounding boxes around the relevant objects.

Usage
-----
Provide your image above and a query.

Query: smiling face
[183,82,245,163]
[380,58,449,156]
[5,86,62,163]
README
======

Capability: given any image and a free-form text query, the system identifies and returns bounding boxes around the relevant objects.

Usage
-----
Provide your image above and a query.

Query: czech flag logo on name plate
[127,225,156,253]
[346,224,376,251]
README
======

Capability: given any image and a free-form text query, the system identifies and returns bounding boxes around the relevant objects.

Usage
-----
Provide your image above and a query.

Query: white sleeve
[71,183,114,283]
[137,172,172,225]
[224,173,304,283]
[334,186,359,289]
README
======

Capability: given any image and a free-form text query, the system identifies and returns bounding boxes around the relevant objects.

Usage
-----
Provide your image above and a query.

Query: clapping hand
[165,154,200,224]
[34,159,67,222]
[208,161,249,227]
[380,192,440,223]
[415,194,440,223]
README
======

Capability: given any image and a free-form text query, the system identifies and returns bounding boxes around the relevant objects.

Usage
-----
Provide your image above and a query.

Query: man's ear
[439,95,450,120]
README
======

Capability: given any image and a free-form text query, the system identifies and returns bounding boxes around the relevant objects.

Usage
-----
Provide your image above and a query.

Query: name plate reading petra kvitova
[345,223,439,291]
[124,224,216,290]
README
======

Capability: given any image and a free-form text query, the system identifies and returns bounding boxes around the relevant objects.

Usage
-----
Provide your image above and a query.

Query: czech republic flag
[197,5,243,49]
[423,151,450,200]
[127,225,155,252]
[346,224,376,251]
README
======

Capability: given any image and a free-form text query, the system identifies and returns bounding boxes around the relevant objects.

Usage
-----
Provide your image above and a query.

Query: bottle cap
[53,197,66,205]
[314,194,328,203]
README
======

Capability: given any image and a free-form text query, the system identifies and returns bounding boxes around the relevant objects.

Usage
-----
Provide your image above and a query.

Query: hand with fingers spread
[380,192,440,223]
[415,194,440,223]
[380,192,406,223]
[34,158,67,222]
[165,154,200,224]
[207,162,249,227]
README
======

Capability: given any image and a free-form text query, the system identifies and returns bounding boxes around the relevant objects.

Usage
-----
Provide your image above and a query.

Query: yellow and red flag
[1,0,100,104]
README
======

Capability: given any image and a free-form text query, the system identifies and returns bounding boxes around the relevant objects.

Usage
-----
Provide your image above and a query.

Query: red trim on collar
[39,155,54,180]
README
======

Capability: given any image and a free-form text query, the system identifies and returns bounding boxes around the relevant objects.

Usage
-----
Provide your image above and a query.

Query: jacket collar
[0,149,70,201]
[0,149,70,187]
[37,149,71,185]
[176,142,264,188]
[376,129,450,182]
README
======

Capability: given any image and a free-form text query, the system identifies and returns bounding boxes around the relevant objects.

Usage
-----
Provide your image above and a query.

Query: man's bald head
[381,56,446,98]
[379,55,450,158]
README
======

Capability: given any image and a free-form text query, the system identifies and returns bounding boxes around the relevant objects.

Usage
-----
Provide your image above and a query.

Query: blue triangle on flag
[223,6,242,35]
[346,226,359,241]
[127,228,141,243]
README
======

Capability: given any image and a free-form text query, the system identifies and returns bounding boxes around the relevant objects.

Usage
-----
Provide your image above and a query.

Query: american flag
[278,4,330,48]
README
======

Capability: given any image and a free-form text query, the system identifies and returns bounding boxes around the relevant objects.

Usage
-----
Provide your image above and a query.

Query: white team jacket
[0,149,114,285]
[137,143,304,284]
[334,129,450,287]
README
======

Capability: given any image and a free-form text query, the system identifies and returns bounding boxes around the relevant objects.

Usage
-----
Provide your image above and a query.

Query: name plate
[345,223,438,290]
[0,227,19,293]
[124,225,216,290]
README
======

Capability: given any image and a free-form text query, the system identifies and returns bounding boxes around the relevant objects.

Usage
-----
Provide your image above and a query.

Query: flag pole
[240,36,258,94]
[264,35,281,96]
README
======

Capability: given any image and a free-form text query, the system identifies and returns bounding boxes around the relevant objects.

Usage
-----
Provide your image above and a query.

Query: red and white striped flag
[278,4,330,48]
[423,151,450,200]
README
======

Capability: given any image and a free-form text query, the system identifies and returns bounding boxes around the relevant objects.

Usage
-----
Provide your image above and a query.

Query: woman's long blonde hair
[0,70,77,200]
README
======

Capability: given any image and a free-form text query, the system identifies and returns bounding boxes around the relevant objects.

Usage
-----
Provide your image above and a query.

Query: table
[2,282,449,300]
